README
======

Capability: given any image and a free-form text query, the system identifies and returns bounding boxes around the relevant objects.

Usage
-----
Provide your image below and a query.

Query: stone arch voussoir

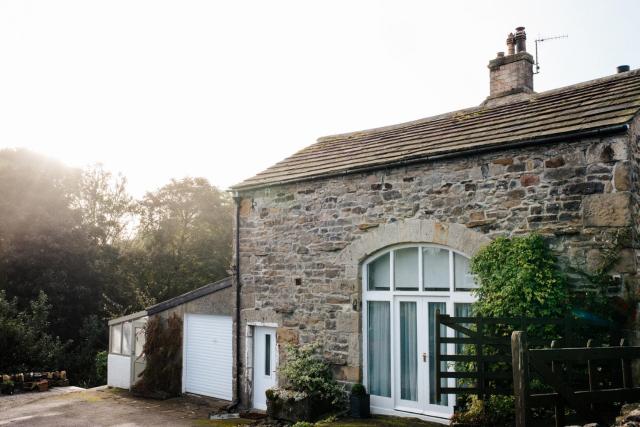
[336,219,491,282]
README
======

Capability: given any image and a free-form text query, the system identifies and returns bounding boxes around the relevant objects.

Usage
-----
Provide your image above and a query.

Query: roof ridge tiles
[232,68,640,190]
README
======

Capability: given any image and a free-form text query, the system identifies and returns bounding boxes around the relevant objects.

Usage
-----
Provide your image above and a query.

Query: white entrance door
[394,297,454,417]
[253,326,277,410]
[183,314,233,400]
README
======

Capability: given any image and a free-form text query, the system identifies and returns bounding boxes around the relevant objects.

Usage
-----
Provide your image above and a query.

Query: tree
[134,177,232,301]
[73,163,136,246]
[0,290,67,373]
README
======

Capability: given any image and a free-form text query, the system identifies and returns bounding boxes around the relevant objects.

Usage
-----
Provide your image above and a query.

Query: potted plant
[349,383,370,418]
[266,343,344,423]
[1,380,15,395]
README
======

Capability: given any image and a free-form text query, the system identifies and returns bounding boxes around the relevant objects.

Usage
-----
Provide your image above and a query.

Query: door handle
[422,352,427,362]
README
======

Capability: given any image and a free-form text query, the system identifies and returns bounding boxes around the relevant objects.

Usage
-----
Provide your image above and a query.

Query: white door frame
[251,325,278,410]
[361,244,477,421]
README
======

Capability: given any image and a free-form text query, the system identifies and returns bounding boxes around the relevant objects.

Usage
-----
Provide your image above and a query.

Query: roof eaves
[146,277,232,316]
[231,122,630,192]
[108,310,148,325]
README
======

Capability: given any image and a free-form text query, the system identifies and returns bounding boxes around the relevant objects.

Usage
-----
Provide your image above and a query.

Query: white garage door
[183,314,233,400]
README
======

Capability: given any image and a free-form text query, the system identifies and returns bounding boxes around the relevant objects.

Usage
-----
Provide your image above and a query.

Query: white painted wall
[107,354,132,389]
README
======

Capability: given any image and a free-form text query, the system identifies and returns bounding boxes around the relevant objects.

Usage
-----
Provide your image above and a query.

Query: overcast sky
[1,0,639,196]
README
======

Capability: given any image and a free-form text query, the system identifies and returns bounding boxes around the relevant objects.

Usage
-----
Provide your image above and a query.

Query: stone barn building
[230,27,640,421]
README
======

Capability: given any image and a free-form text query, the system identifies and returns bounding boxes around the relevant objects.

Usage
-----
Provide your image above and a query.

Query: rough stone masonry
[235,115,640,404]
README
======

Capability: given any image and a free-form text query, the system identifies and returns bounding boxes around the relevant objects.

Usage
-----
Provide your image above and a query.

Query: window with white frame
[110,321,132,355]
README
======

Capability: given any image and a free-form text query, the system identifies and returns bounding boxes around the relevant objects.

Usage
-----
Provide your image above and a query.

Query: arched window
[362,244,476,419]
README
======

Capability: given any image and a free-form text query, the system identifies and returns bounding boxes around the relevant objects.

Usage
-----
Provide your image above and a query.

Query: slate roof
[233,68,640,191]
[146,277,231,315]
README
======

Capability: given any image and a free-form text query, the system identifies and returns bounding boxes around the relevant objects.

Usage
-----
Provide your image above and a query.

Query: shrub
[350,383,366,396]
[451,395,515,427]
[0,290,67,373]
[455,234,570,425]
[279,343,344,404]
[95,351,107,385]
[471,234,569,319]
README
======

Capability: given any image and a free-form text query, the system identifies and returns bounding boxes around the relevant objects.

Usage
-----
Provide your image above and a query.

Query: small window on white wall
[122,322,132,355]
[110,324,122,354]
[135,327,145,358]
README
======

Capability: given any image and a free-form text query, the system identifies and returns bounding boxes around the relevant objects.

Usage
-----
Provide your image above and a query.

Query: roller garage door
[183,314,233,400]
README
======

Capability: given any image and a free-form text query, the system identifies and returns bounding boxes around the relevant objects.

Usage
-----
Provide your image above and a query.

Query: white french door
[362,244,476,421]
[393,297,454,417]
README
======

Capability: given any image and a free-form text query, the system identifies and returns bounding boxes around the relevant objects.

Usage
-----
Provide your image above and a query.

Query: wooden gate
[434,311,571,401]
[512,330,640,426]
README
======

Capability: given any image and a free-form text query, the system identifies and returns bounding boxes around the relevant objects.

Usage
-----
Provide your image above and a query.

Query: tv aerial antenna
[534,34,568,74]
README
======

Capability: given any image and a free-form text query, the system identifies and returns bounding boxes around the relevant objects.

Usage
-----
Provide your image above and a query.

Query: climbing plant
[132,313,182,398]
[470,233,570,319]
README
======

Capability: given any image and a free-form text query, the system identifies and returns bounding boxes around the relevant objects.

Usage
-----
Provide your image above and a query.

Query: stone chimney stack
[487,26,534,100]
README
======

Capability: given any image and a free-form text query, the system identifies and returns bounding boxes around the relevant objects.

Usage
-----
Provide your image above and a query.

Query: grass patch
[193,418,254,426]
[325,416,440,427]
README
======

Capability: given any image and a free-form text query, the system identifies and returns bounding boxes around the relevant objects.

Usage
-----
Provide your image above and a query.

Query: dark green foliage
[454,234,571,426]
[471,234,570,319]
[0,290,67,373]
[0,149,232,386]
[451,395,515,426]
[70,315,108,387]
[135,177,233,302]
[350,383,366,396]
[133,314,182,398]
[95,351,107,385]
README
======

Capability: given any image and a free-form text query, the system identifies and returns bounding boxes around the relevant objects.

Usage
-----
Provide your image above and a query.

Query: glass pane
[368,253,390,290]
[454,303,473,355]
[122,322,132,355]
[111,324,122,354]
[399,302,417,401]
[428,302,448,406]
[265,334,272,376]
[367,301,391,397]
[135,327,145,358]
[423,247,450,290]
[394,248,419,290]
[454,253,477,290]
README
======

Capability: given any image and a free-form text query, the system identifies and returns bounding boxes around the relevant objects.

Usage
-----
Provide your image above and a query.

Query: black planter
[267,393,334,423]
[1,383,15,395]
[349,393,370,418]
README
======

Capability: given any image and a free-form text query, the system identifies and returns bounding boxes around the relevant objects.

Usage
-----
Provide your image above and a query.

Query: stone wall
[152,286,234,322]
[235,121,640,406]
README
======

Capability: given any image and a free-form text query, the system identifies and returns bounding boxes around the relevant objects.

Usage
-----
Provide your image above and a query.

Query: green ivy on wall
[470,233,570,319]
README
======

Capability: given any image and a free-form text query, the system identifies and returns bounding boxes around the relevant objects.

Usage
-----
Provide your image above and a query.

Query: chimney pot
[506,33,515,55]
[617,65,630,73]
[497,51,505,58]
[514,26,527,53]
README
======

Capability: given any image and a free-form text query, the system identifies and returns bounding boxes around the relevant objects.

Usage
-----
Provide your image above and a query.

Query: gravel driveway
[0,387,442,426]
[0,386,228,426]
